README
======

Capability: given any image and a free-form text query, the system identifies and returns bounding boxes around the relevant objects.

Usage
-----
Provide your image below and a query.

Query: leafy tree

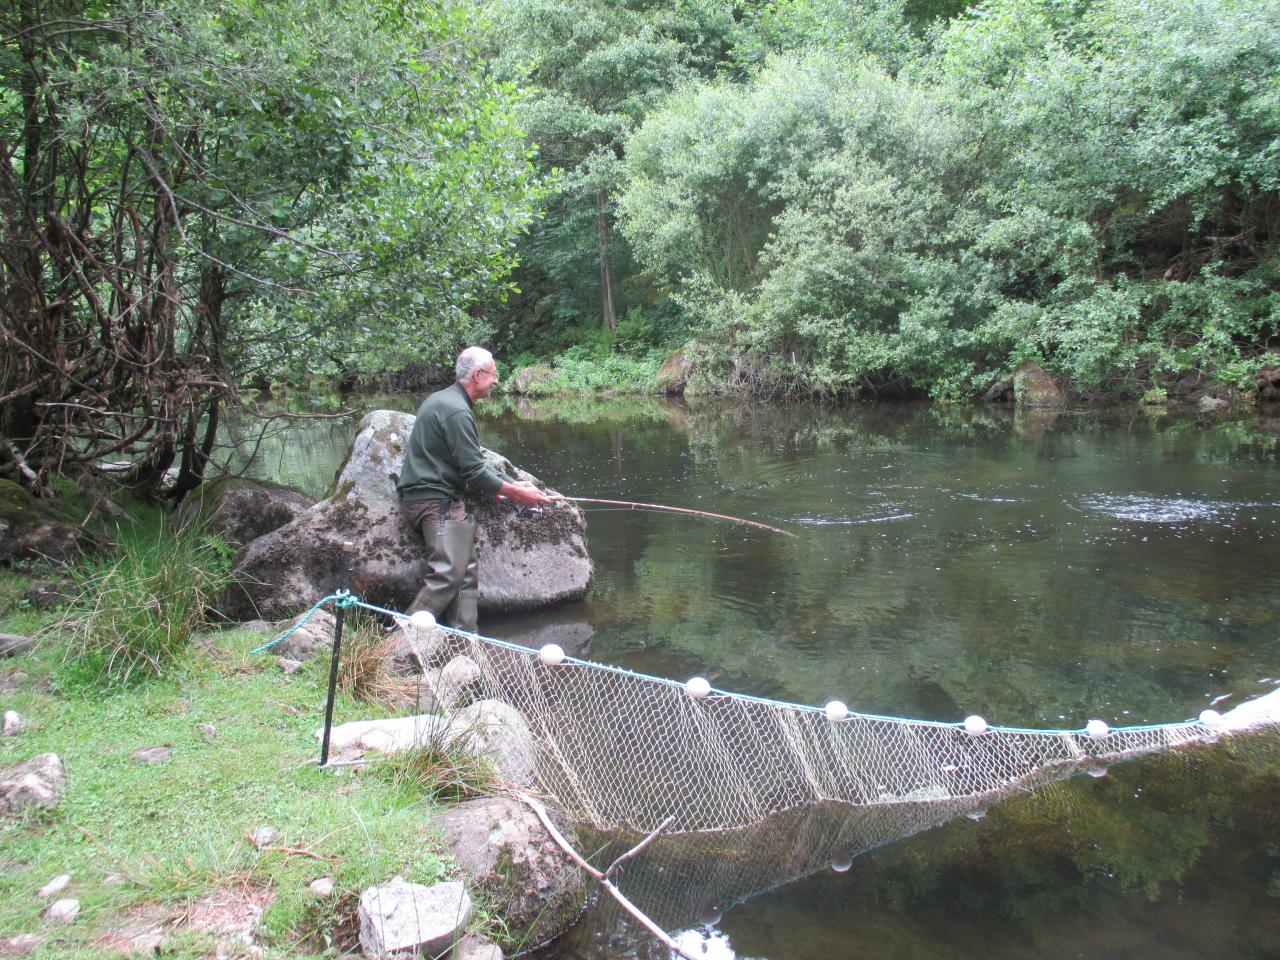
[0,0,536,497]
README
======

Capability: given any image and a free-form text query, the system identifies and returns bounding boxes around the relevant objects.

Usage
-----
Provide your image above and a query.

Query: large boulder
[436,797,587,950]
[220,410,591,621]
[1012,362,1069,410]
[175,477,315,548]
[653,348,695,396]
[0,480,96,566]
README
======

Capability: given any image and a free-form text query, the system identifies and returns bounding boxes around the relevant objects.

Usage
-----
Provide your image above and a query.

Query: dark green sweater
[396,383,505,502]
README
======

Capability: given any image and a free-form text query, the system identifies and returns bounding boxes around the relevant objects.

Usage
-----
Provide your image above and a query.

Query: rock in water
[1012,362,1069,410]
[221,409,591,621]
[358,877,471,959]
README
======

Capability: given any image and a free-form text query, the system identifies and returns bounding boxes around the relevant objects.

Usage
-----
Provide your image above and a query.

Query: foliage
[336,612,416,705]
[50,522,234,686]
[0,0,537,497]
[613,0,1280,399]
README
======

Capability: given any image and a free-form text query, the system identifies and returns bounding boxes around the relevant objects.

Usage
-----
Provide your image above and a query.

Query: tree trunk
[596,188,617,334]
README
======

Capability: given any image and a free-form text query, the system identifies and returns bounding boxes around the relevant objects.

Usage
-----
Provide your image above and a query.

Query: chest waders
[406,512,479,632]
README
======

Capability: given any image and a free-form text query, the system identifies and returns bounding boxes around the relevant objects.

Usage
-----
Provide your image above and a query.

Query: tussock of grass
[335,612,415,707]
[371,729,500,804]
[49,522,234,686]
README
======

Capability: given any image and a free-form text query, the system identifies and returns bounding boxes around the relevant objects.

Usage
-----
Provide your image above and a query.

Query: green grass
[0,622,457,958]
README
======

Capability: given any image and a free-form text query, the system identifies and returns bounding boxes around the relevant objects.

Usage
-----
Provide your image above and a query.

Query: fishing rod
[556,496,796,538]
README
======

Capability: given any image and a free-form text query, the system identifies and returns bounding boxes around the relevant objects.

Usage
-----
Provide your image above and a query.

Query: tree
[0,0,536,498]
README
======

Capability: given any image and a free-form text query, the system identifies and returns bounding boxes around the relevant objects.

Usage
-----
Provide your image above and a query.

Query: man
[397,346,551,630]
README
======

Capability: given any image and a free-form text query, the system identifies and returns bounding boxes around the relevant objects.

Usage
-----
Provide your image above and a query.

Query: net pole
[318,602,344,768]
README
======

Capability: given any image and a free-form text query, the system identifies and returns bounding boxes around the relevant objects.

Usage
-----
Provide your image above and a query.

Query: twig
[516,793,699,960]
[259,846,338,862]
[603,816,675,879]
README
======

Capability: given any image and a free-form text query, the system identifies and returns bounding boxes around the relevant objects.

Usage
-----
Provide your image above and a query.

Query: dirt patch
[96,902,177,955]
[185,883,274,955]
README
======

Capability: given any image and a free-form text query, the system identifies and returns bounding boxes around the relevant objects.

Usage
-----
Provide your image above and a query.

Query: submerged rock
[221,409,591,621]
[436,796,587,951]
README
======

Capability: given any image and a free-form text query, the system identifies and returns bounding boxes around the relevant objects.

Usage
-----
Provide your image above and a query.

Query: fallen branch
[516,793,698,960]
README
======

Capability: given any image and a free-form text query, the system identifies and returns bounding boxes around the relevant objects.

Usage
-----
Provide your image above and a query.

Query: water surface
[229,395,1280,959]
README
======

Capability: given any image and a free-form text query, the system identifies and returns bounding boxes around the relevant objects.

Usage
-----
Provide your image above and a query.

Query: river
[227,394,1280,959]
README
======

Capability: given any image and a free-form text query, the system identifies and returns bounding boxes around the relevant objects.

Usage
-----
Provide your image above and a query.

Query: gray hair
[455,346,494,383]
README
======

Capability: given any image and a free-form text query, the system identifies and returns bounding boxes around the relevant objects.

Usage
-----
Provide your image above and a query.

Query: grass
[0,611,459,958]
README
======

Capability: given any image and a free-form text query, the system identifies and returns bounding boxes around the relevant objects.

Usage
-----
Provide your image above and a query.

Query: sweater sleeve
[442,409,505,498]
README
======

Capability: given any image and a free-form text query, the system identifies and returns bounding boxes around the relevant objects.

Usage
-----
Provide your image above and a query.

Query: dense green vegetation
[495,0,1279,400]
[3,0,1278,498]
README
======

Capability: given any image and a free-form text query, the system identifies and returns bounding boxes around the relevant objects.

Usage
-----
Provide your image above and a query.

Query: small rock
[0,634,33,657]
[197,723,218,743]
[309,877,335,897]
[438,655,483,709]
[1,933,44,954]
[44,898,80,924]
[454,933,504,960]
[132,745,172,765]
[248,826,278,849]
[3,710,26,736]
[0,670,27,695]
[358,877,472,959]
[240,620,274,636]
[36,874,70,899]
[0,753,67,815]
[277,657,304,674]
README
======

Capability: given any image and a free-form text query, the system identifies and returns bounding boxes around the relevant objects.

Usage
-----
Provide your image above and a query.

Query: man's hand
[499,480,554,507]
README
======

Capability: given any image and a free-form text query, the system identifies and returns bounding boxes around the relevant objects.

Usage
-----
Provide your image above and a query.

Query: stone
[0,479,98,566]
[357,877,472,959]
[1012,362,1069,410]
[248,826,278,849]
[0,634,34,657]
[508,364,558,395]
[221,410,591,621]
[386,624,451,676]
[0,754,66,815]
[198,723,218,743]
[275,609,336,662]
[175,477,317,549]
[3,710,25,736]
[448,700,536,787]
[982,378,1013,403]
[1198,395,1230,413]
[1,933,44,954]
[0,670,26,695]
[240,619,275,636]
[36,874,70,899]
[309,877,335,897]
[21,580,75,611]
[277,657,304,674]
[43,898,80,924]
[132,745,172,765]
[654,347,695,396]
[437,656,483,710]
[436,797,587,950]
[453,933,504,960]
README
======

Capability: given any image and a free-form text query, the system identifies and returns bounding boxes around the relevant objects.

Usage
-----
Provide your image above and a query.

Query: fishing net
[266,595,1259,835]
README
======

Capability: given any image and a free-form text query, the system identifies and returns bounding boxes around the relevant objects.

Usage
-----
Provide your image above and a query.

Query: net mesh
[361,603,1218,835]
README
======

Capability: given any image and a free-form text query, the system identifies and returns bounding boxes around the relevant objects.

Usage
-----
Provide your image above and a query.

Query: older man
[397,346,551,630]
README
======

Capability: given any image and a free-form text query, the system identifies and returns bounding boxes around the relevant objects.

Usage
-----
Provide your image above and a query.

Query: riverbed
[228,395,1280,959]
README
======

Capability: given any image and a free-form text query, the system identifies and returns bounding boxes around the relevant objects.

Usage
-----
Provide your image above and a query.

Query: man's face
[472,361,500,398]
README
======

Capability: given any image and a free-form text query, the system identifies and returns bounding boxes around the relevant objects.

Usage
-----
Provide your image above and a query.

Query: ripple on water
[1077,494,1231,524]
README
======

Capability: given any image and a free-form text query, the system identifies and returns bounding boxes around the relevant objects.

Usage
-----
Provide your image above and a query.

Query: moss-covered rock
[0,480,96,565]
[174,477,315,548]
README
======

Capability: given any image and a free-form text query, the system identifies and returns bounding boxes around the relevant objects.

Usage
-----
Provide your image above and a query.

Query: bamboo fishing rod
[555,495,796,538]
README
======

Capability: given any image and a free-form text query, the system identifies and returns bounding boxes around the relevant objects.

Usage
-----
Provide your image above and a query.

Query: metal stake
[318,541,355,767]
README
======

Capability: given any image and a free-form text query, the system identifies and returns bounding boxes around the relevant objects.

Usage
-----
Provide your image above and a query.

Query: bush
[53,523,234,686]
